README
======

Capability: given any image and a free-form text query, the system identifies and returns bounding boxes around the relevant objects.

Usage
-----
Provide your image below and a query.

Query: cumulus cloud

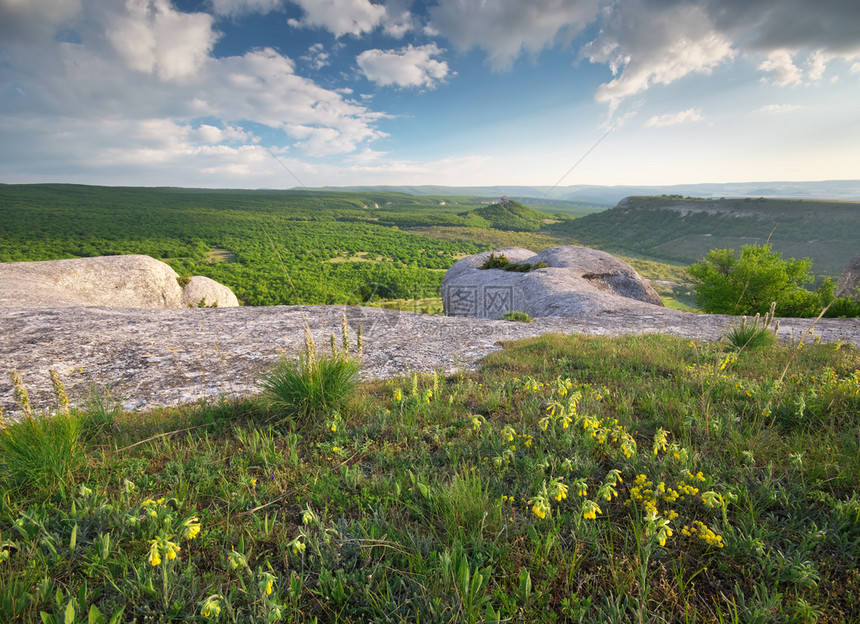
[287,0,386,37]
[425,0,860,108]
[429,0,602,70]
[0,0,388,186]
[644,108,704,128]
[357,43,449,88]
[582,2,735,111]
[104,0,218,82]
[0,0,82,40]
[301,43,331,70]
[758,51,803,86]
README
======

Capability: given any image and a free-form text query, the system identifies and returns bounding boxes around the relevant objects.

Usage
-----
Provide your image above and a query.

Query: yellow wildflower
[582,500,602,520]
[182,517,201,540]
[165,540,181,561]
[148,539,162,566]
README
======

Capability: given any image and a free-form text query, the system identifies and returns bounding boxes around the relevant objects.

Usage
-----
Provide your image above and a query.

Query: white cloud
[755,104,803,115]
[357,43,449,88]
[758,51,803,86]
[426,0,860,110]
[105,0,218,82]
[583,2,735,112]
[807,51,832,81]
[0,0,390,187]
[429,0,602,70]
[301,43,331,70]
[287,0,386,37]
[644,108,704,128]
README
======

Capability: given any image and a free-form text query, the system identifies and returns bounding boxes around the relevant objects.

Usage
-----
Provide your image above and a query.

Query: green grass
[258,327,362,426]
[2,334,859,622]
[500,311,534,322]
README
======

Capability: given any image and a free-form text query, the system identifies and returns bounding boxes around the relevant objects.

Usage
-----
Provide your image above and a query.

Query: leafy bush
[500,311,533,322]
[824,296,860,318]
[688,243,834,316]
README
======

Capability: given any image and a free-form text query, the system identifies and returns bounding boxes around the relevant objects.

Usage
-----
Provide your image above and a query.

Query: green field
[0,184,506,306]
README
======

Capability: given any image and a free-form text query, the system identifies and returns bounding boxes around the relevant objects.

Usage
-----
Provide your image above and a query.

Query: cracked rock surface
[2,304,858,418]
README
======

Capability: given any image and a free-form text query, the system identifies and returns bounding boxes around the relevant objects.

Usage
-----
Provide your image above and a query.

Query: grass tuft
[258,318,361,425]
[726,302,779,351]
[0,411,84,494]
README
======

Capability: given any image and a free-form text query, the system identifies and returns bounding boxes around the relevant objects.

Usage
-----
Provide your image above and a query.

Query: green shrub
[259,352,360,425]
[688,243,832,316]
[824,296,860,318]
[480,252,547,272]
[500,311,533,322]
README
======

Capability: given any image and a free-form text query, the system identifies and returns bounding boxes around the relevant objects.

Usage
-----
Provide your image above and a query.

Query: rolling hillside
[551,196,860,277]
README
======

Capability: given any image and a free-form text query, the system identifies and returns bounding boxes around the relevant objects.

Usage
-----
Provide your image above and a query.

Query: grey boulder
[0,254,239,308]
[442,246,664,319]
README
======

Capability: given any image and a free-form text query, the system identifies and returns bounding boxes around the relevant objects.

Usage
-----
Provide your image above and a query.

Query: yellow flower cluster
[147,535,181,566]
[681,520,724,548]
[523,377,544,393]
[552,481,569,502]
[582,500,602,520]
[182,516,201,541]
[259,572,276,596]
[531,494,551,520]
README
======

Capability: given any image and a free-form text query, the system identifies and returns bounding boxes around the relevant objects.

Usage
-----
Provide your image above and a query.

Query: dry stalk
[49,369,70,416]
[10,370,32,419]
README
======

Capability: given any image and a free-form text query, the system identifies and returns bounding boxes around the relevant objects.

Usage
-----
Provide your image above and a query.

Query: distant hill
[471,200,548,231]
[551,196,860,277]
[315,180,860,205]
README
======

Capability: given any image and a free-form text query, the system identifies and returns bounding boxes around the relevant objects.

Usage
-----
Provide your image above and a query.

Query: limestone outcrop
[836,253,860,299]
[442,246,664,319]
[181,276,239,308]
[0,255,239,308]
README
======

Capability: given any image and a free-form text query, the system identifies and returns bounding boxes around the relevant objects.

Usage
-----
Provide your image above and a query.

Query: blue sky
[1,0,859,189]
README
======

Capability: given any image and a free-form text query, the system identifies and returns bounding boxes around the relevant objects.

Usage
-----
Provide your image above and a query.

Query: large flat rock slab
[1,305,858,418]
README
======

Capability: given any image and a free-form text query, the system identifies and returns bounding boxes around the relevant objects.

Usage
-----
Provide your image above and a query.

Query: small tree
[687,243,830,316]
